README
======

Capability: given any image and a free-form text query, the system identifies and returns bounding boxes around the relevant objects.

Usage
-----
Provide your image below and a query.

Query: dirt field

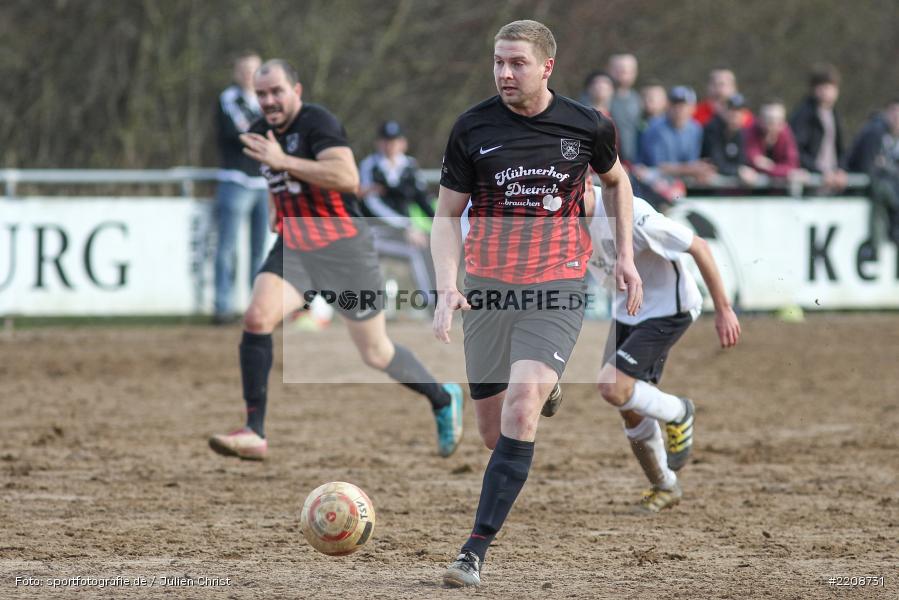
[1,314,897,599]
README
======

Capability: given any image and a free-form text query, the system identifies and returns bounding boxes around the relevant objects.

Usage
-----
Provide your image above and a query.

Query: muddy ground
[1,314,897,598]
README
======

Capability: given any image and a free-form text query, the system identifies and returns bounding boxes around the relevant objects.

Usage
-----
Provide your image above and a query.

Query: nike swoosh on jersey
[553,351,566,363]
[479,145,502,155]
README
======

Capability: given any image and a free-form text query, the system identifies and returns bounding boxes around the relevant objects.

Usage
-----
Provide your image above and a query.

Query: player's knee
[478,423,500,450]
[597,381,629,407]
[502,390,540,438]
[359,342,392,370]
[243,304,277,333]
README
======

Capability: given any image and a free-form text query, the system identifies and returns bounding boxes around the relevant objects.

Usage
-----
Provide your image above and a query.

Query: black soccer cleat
[541,383,563,418]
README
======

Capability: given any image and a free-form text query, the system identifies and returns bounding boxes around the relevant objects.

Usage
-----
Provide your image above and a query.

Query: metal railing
[0,167,220,198]
[0,167,870,199]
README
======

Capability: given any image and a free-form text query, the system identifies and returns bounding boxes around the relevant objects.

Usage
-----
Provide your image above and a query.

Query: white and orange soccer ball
[300,481,376,556]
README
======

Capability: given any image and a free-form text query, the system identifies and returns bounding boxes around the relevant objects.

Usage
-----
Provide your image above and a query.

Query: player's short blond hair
[495,20,556,59]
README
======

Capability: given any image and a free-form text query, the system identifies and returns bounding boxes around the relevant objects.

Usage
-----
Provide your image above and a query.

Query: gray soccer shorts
[461,274,587,400]
[259,232,385,322]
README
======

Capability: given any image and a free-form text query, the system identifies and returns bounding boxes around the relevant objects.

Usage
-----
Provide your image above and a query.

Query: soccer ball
[300,481,376,556]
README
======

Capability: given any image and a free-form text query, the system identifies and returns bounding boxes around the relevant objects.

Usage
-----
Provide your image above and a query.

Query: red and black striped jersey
[251,104,361,250]
[441,93,617,284]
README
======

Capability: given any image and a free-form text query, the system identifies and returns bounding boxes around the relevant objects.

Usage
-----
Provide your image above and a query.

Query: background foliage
[3,0,897,168]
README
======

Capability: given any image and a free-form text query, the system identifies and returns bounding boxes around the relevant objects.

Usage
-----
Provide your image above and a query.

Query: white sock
[624,418,677,490]
[620,380,685,422]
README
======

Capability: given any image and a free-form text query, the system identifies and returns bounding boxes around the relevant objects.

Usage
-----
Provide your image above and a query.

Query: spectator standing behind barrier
[694,68,751,127]
[608,54,642,164]
[744,100,804,181]
[847,100,899,174]
[639,81,668,130]
[213,51,270,324]
[580,70,615,117]
[358,120,436,302]
[637,86,715,183]
[848,100,899,244]
[701,93,758,185]
[789,63,848,192]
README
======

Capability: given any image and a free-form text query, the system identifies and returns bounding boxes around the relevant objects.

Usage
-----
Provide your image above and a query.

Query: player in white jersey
[586,184,741,512]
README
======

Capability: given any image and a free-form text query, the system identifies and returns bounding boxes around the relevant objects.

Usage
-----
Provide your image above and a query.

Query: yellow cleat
[637,483,683,513]
[665,398,694,471]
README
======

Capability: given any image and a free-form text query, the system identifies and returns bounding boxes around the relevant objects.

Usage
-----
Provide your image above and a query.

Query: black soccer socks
[463,434,535,562]
[240,331,273,437]
[384,343,450,409]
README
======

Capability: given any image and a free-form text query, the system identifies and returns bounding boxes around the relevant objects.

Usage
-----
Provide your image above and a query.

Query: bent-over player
[587,184,741,512]
[208,60,463,461]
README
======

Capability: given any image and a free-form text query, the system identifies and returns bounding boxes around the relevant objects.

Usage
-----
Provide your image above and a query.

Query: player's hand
[432,288,470,344]
[616,256,643,316]
[715,306,741,348]
[240,131,287,171]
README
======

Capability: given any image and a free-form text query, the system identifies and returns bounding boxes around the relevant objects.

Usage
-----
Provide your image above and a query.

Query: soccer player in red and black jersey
[432,21,643,587]
[208,60,464,461]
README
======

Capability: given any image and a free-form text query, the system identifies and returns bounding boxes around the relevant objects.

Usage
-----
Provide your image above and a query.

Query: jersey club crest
[286,133,300,153]
[560,139,580,160]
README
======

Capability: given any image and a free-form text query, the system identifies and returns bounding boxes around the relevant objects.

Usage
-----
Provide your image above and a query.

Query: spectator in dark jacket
[789,63,848,191]
[213,51,269,323]
[701,93,758,184]
[848,100,899,245]
[745,100,804,180]
[848,100,899,173]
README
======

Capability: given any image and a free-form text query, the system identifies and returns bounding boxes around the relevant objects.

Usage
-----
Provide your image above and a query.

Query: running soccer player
[432,21,643,587]
[586,183,741,512]
[208,59,463,461]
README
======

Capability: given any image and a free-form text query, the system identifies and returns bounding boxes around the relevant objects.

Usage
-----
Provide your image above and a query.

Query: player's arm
[268,192,279,232]
[431,187,471,343]
[240,131,360,193]
[596,157,643,316]
[687,236,741,348]
[582,178,596,220]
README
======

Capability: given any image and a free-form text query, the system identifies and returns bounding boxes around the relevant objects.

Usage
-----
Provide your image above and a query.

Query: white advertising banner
[0,197,224,315]
[668,196,899,310]
[1,196,896,315]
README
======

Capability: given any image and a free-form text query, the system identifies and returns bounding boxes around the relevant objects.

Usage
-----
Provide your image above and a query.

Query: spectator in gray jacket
[608,53,642,163]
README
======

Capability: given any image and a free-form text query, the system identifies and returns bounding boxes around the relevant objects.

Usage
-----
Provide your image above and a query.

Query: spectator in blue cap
[358,120,436,304]
[637,86,715,183]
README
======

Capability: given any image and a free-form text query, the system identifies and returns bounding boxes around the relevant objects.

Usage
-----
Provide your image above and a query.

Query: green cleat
[434,383,464,457]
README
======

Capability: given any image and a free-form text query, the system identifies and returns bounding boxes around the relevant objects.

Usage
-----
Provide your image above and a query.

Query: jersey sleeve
[309,108,350,156]
[439,117,474,193]
[632,198,694,260]
[589,111,618,175]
